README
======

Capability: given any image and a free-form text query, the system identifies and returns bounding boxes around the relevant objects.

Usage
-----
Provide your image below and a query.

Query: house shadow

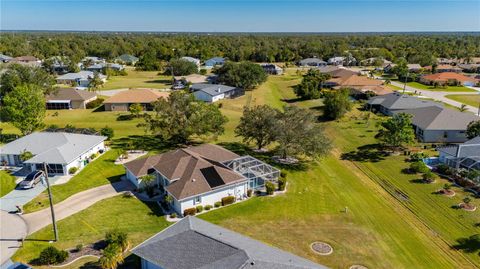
[452,234,480,253]
[92,105,105,112]
[145,79,171,84]
[409,178,426,184]
[111,135,172,152]
[341,143,388,162]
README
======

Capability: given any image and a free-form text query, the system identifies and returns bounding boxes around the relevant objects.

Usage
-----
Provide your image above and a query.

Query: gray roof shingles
[438,136,480,158]
[191,83,238,97]
[131,216,328,269]
[368,93,442,111]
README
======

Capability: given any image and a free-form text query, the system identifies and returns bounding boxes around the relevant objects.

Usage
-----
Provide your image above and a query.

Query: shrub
[221,196,235,206]
[436,164,453,175]
[170,212,177,218]
[68,167,78,175]
[278,177,287,191]
[184,207,196,216]
[196,205,204,213]
[100,127,114,140]
[75,244,83,252]
[247,189,253,197]
[265,181,275,195]
[214,201,222,208]
[38,246,68,265]
[205,205,212,210]
[280,171,287,178]
[86,98,104,109]
[422,171,437,183]
[199,69,207,75]
[117,114,134,121]
[409,161,429,174]
[409,152,428,162]
[105,230,129,252]
[90,153,97,160]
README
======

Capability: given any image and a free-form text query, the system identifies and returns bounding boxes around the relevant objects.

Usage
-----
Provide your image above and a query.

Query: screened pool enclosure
[223,156,280,189]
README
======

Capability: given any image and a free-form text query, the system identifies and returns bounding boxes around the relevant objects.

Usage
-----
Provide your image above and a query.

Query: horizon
[1,0,479,32]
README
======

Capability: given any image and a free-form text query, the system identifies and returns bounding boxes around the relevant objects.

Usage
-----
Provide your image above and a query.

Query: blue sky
[1,0,479,32]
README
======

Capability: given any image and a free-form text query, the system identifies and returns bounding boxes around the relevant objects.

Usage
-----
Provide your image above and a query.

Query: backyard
[9,70,480,268]
[446,94,480,108]
[100,68,171,90]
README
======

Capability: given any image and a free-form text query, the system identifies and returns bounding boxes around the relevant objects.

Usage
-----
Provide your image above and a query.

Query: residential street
[0,211,27,266]
[389,81,480,115]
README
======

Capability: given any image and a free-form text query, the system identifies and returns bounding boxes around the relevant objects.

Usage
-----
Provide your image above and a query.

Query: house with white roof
[204,57,225,68]
[181,56,201,67]
[191,83,244,103]
[0,132,106,175]
[56,71,107,88]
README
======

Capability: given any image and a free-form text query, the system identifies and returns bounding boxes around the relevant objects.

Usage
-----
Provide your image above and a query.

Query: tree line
[1,33,479,66]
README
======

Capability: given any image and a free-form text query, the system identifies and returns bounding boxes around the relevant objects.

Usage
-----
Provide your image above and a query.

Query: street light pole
[43,163,58,242]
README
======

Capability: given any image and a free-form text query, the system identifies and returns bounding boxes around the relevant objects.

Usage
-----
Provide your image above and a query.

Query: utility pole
[43,163,58,242]
[402,72,409,94]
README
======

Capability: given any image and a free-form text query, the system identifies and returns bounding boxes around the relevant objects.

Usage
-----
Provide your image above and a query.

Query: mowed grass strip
[13,195,170,264]
[22,150,124,213]
[0,170,17,197]
[406,81,476,92]
[101,68,171,90]
[445,94,480,108]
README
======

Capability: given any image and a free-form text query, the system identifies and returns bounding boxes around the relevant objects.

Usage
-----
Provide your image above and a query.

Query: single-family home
[367,92,443,116]
[85,62,124,73]
[124,144,279,215]
[360,57,392,67]
[191,83,244,103]
[56,71,107,88]
[10,56,42,67]
[131,216,328,269]
[173,74,209,89]
[325,74,384,89]
[383,63,422,73]
[103,88,169,111]
[458,64,480,73]
[437,58,459,65]
[115,54,139,65]
[204,57,225,68]
[181,56,201,67]
[393,106,479,143]
[328,56,356,66]
[350,85,393,97]
[46,88,97,109]
[0,132,106,175]
[298,58,327,67]
[437,136,480,171]
[260,63,283,75]
[82,56,105,65]
[420,72,478,87]
[0,54,12,63]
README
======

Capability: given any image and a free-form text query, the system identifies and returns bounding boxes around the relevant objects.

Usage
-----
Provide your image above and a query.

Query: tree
[100,126,114,140]
[235,105,279,150]
[376,113,415,148]
[136,50,161,71]
[275,106,332,159]
[141,91,227,143]
[391,57,408,79]
[88,73,103,91]
[105,230,129,252]
[323,88,352,120]
[1,84,46,135]
[99,243,123,269]
[463,197,472,205]
[140,174,156,187]
[294,69,331,99]
[0,64,55,96]
[467,120,480,139]
[19,150,34,161]
[459,104,468,112]
[215,61,267,90]
[129,103,143,118]
[165,58,198,76]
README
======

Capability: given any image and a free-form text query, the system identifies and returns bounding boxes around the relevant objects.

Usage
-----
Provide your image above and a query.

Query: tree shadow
[409,179,426,184]
[145,79,171,84]
[452,234,480,253]
[118,253,141,269]
[111,135,173,152]
[341,143,388,162]
[0,133,18,144]
[281,97,304,104]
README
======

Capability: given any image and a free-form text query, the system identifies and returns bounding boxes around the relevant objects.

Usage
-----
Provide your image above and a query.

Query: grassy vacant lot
[0,170,17,197]
[22,150,124,213]
[101,68,171,90]
[445,94,480,108]
[406,81,476,92]
[13,195,170,264]
[0,109,147,138]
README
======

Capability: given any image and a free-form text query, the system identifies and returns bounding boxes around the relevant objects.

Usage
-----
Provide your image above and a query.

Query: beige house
[103,88,170,111]
[46,88,97,109]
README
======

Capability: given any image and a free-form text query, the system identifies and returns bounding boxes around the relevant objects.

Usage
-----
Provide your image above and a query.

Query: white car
[19,170,45,189]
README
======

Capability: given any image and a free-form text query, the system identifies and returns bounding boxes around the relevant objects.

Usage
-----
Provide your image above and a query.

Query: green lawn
[0,109,147,138]
[101,68,171,90]
[445,94,480,108]
[13,195,170,264]
[0,170,17,197]
[406,81,476,92]
[22,150,125,213]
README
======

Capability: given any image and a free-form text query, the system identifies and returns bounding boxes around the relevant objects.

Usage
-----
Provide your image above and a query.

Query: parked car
[19,170,45,189]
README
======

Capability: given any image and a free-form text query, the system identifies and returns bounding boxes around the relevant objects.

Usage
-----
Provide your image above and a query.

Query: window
[46,102,71,110]
[46,163,64,175]
[444,132,448,138]
[194,196,201,204]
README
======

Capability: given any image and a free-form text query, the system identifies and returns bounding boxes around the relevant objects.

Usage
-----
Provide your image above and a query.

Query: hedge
[214,201,222,208]
[205,205,212,210]
[221,196,235,206]
[265,181,275,195]
[196,205,204,213]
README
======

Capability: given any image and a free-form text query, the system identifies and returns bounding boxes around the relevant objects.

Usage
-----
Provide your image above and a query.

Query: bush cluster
[278,177,287,191]
[409,161,429,174]
[184,207,196,216]
[214,201,222,208]
[196,205,204,213]
[205,205,212,210]
[68,167,78,175]
[265,181,276,195]
[221,196,235,206]
[38,246,68,265]
[247,189,253,197]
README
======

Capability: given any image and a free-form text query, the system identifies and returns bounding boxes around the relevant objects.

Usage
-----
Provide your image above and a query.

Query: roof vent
[216,87,221,92]
[250,261,255,266]
[192,178,196,182]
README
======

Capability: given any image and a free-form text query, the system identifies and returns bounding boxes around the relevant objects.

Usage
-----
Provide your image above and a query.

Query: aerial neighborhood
[1,31,480,269]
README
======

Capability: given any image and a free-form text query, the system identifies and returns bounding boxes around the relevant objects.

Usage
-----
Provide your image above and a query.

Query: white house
[437,137,480,171]
[124,144,279,215]
[191,83,244,103]
[56,71,107,88]
[0,132,106,175]
[181,56,201,67]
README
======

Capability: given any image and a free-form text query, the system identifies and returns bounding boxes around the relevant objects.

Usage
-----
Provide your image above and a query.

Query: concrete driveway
[0,177,60,212]
[0,211,27,266]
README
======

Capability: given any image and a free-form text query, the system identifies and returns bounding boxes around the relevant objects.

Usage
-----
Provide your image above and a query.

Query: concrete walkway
[0,211,27,266]
[22,181,135,235]
[390,81,480,115]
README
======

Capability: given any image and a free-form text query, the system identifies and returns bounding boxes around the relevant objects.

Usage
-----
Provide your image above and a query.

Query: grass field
[0,170,17,197]
[445,94,480,108]
[406,81,476,92]
[11,70,480,268]
[101,68,171,90]
[13,195,170,264]
[22,150,125,213]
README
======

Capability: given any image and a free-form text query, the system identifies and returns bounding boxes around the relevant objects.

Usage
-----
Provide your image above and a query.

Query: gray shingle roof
[438,136,480,158]
[191,83,238,97]
[299,58,326,66]
[131,216,328,269]
[394,106,480,130]
[0,132,106,164]
[368,93,443,111]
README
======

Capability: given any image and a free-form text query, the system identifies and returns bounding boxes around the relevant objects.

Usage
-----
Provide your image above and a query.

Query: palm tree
[459,104,468,112]
[443,183,451,191]
[99,244,124,269]
[463,197,472,205]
